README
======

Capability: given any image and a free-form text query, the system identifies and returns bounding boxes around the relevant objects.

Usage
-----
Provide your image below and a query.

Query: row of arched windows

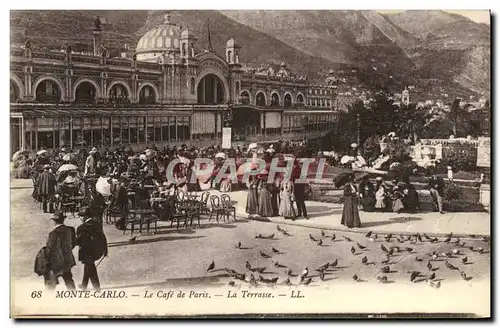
[239,91,304,108]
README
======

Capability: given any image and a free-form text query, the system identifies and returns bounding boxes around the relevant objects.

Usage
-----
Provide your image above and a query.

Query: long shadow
[108,235,204,248]
[103,273,230,290]
[10,186,33,190]
[361,216,423,228]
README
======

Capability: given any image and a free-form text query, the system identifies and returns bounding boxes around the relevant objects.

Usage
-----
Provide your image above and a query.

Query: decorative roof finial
[164,12,172,24]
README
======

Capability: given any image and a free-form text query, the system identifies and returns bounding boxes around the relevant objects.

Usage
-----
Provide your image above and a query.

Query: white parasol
[387,132,396,138]
[95,176,111,197]
[37,149,48,155]
[215,152,226,159]
[62,153,75,161]
[340,155,355,164]
[57,163,79,173]
[145,149,156,157]
[350,143,358,148]
[248,143,258,150]
[12,150,28,162]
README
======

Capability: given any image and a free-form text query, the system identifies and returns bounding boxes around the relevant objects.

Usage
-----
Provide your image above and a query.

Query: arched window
[35,79,61,103]
[139,85,156,104]
[296,94,304,104]
[182,43,187,57]
[284,94,292,108]
[227,50,232,63]
[255,92,266,106]
[271,93,280,106]
[75,81,97,103]
[240,91,250,105]
[10,80,19,102]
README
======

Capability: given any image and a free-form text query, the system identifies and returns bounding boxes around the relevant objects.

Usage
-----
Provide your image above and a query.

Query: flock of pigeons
[205,226,490,289]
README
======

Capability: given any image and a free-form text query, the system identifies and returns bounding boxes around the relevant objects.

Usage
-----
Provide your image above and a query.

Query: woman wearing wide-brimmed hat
[340,174,361,228]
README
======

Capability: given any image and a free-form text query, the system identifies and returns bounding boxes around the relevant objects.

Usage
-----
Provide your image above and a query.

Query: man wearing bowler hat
[76,208,108,291]
[44,211,77,290]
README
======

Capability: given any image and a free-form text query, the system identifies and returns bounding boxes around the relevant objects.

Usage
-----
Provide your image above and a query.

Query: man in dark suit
[76,208,108,291]
[428,174,445,214]
[293,179,309,220]
[44,211,76,290]
[37,165,57,213]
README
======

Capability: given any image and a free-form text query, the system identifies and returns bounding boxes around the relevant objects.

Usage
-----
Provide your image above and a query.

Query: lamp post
[356,113,361,146]
[301,115,309,142]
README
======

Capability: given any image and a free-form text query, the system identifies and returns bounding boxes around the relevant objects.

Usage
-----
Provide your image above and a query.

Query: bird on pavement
[405,247,414,253]
[410,271,420,282]
[129,236,137,244]
[343,235,353,242]
[272,247,281,254]
[423,233,431,240]
[429,272,436,280]
[443,236,451,243]
[262,233,275,240]
[276,225,282,232]
[260,251,271,258]
[415,256,423,262]
[281,230,291,236]
[285,268,292,276]
[452,248,460,255]
[454,237,461,245]
[317,239,323,246]
[377,276,388,283]
[300,267,309,281]
[318,262,330,271]
[361,256,368,264]
[235,241,242,249]
[430,237,439,243]
[368,234,378,242]
[302,277,312,285]
[380,266,390,273]
[319,271,325,281]
[428,280,441,289]
[478,247,485,254]
[331,234,337,241]
[445,261,459,271]
[330,259,338,268]
[206,261,215,272]
[245,261,252,270]
[416,234,423,243]
[321,230,326,237]
[462,257,468,264]
[228,281,235,287]
[309,234,317,242]
[255,233,263,239]
[283,277,291,285]
[365,230,372,238]
[269,277,279,284]
[384,234,393,242]
[460,271,468,281]
[445,232,453,238]
[381,244,388,253]
[352,274,360,282]
[350,246,356,255]
[427,262,433,271]
[357,242,367,250]
[381,256,390,264]
[250,266,266,273]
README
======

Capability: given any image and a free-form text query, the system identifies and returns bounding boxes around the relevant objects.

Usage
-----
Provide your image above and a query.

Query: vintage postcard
[9,9,491,318]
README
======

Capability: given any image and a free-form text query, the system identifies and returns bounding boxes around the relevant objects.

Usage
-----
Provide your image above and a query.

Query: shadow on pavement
[108,235,204,248]
[361,216,423,228]
[103,273,230,290]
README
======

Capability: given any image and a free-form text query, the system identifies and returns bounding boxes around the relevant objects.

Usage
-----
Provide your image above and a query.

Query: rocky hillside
[10,10,490,96]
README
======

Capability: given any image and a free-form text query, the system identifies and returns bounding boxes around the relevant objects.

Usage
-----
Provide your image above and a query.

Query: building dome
[136,13,182,62]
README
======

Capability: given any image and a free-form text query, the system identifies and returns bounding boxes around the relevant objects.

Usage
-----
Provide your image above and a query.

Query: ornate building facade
[10,14,340,153]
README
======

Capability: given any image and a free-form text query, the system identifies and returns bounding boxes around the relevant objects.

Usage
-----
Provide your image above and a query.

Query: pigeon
[396,237,403,243]
[343,236,353,242]
[429,280,441,289]
[468,234,477,238]
[350,246,356,255]
[300,267,309,280]
[387,248,395,257]
[228,280,235,286]
[458,241,466,248]
[365,230,373,238]
[399,233,405,241]
[331,233,336,241]
[282,230,291,236]
[416,234,423,243]
[285,268,292,276]
[319,271,325,281]
[480,236,490,243]
[423,233,431,240]
[206,261,215,272]
[445,232,453,238]
[330,259,338,268]
[381,244,388,252]
[276,225,282,232]
[317,239,323,246]
[272,247,280,254]
[129,236,137,244]
[427,262,433,271]
[381,256,390,264]
[430,237,439,243]
[443,236,451,243]
[454,237,461,245]
[384,234,393,242]
[259,275,271,283]
[431,253,438,261]
[377,276,388,283]
[260,251,271,258]
[250,266,266,273]
[368,234,377,242]
[352,274,360,282]
[262,233,275,240]
[245,261,252,270]
[462,257,468,264]
[318,262,330,271]
[249,274,257,284]
[302,277,312,285]
[478,247,485,254]
[452,248,460,255]
[410,271,420,282]
[309,234,317,242]
[236,273,246,281]
[460,271,468,280]
[405,247,414,253]
[272,261,281,268]
[283,277,291,285]
[357,242,367,250]
[415,256,423,262]
[468,246,475,251]
[269,277,279,284]
[361,256,368,264]
[392,246,400,253]
[380,266,390,273]
[255,233,263,239]
[429,272,436,280]
[445,261,459,271]
[235,241,242,249]
[321,230,326,237]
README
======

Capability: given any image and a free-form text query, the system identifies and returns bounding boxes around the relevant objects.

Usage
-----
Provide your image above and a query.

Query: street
[10,179,491,316]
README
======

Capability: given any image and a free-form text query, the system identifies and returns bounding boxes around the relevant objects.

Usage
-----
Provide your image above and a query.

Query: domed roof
[136,14,182,54]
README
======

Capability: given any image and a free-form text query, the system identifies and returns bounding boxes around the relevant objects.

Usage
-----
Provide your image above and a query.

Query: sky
[378,10,490,24]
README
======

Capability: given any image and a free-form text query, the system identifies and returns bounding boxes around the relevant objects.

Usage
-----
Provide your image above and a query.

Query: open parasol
[37,149,48,155]
[215,152,226,159]
[95,176,112,197]
[62,153,76,161]
[57,163,78,173]
[12,150,28,162]
[248,143,258,150]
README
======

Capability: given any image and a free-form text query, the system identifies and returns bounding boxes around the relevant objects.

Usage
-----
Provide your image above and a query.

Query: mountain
[10,10,490,97]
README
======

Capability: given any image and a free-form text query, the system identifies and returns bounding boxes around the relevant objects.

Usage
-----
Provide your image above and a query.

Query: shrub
[443,183,464,201]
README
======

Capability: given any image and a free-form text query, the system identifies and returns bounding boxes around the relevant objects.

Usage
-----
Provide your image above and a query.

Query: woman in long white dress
[279,180,296,219]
